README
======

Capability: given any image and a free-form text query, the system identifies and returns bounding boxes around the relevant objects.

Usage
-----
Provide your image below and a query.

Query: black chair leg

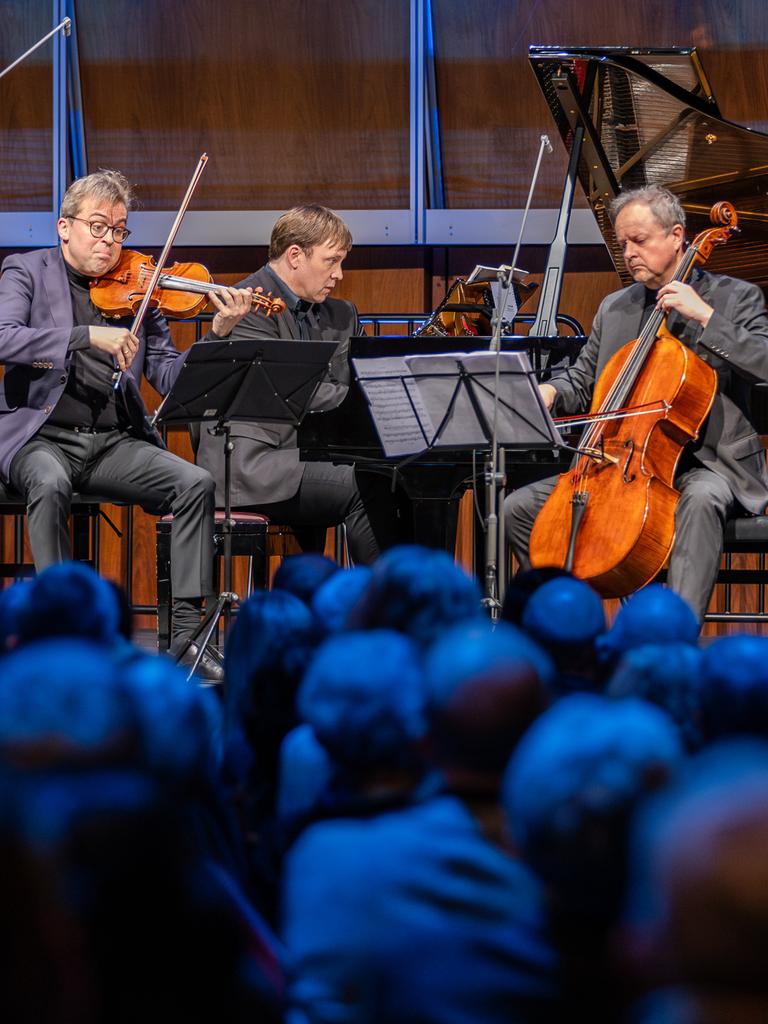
[156,525,172,653]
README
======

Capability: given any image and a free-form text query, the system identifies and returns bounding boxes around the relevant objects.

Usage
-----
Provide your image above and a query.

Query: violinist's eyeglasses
[70,218,131,244]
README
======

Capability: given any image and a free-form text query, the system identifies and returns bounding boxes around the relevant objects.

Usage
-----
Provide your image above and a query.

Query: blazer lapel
[41,248,74,330]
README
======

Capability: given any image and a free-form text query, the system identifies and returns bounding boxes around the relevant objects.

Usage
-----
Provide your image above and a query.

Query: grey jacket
[195,264,358,507]
[551,270,768,514]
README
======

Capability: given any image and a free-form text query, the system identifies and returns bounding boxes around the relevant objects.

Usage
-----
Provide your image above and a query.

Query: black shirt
[47,261,124,429]
[264,264,319,339]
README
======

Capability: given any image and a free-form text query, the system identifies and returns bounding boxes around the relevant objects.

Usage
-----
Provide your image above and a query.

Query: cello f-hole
[622,439,636,483]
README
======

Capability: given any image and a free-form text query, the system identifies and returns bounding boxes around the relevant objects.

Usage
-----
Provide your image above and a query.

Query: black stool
[155,511,297,652]
[706,514,768,623]
[0,483,111,581]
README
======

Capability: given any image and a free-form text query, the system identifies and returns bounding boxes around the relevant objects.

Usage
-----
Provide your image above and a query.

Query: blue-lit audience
[347,543,486,646]
[0,551,766,1023]
[282,624,559,1023]
[504,694,682,1020]
[520,575,606,694]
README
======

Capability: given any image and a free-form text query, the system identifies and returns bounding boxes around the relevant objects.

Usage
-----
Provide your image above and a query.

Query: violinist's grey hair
[60,169,135,220]
[609,185,686,233]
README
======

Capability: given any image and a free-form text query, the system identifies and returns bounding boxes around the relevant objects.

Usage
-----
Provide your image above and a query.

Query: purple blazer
[0,247,184,482]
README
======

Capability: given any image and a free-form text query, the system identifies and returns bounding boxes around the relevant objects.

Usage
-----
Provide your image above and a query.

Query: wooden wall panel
[0,4,53,210]
[73,0,410,209]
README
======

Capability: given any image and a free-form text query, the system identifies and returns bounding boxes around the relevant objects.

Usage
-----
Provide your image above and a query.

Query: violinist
[505,185,768,621]
[0,169,251,679]
[195,205,401,563]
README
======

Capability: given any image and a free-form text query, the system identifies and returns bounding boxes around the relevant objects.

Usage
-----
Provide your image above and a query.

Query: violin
[89,248,286,320]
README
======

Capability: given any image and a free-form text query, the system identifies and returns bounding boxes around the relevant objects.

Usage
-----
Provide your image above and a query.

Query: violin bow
[113,152,209,387]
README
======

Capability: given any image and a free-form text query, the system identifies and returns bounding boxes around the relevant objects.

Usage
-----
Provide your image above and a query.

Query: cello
[528,201,739,598]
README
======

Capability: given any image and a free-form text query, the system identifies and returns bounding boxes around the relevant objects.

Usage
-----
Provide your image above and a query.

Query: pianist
[196,205,398,563]
[504,184,768,621]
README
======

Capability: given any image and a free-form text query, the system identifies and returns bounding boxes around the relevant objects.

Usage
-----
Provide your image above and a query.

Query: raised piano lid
[528,46,768,290]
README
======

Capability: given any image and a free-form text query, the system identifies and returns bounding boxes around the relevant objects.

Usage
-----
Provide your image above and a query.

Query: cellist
[505,184,768,622]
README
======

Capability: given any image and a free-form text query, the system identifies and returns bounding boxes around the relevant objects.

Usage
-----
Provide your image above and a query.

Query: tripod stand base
[172,591,239,682]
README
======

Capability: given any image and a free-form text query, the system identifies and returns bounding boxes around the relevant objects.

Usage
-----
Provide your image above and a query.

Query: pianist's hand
[539,383,557,409]
[655,281,713,328]
[209,286,254,337]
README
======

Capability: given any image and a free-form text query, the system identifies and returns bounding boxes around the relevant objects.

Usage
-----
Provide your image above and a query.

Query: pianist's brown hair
[269,205,353,261]
[60,170,135,220]
[609,185,686,234]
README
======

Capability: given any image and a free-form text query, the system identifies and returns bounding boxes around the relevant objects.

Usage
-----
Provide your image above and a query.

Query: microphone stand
[0,18,71,82]
[483,134,553,618]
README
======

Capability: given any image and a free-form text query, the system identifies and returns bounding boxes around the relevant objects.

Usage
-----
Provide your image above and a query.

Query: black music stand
[152,337,339,679]
[352,350,560,458]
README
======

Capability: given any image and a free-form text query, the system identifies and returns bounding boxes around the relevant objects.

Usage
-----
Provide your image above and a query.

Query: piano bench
[155,512,298,652]
[705,514,768,624]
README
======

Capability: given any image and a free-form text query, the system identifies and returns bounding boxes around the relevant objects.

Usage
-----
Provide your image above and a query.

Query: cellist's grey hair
[609,186,686,233]
[60,170,135,219]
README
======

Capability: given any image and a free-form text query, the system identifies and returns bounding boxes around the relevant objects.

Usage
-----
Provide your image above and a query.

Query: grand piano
[299,46,768,549]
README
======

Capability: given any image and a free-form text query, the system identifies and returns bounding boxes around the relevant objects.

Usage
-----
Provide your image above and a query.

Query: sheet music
[352,350,561,456]
[457,351,561,446]
[405,354,488,447]
[352,356,436,457]
[465,264,529,285]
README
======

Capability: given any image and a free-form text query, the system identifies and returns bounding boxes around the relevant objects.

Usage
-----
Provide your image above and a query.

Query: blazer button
[59,374,66,384]
[44,405,52,414]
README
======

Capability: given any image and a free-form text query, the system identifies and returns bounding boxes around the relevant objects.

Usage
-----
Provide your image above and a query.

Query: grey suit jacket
[195,264,358,507]
[550,270,768,513]
[0,247,182,481]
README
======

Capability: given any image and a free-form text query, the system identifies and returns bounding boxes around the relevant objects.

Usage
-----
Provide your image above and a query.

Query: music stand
[352,350,560,458]
[153,337,340,679]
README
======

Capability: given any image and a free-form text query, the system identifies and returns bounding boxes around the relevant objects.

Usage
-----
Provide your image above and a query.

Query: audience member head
[699,635,768,743]
[348,544,484,647]
[607,643,706,752]
[10,766,281,1022]
[500,566,573,626]
[224,590,319,811]
[522,576,606,694]
[423,621,552,787]
[0,581,31,653]
[277,723,335,822]
[272,553,340,607]
[298,629,426,787]
[0,638,134,768]
[626,741,768,1021]
[597,584,699,677]
[311,565,373,633]
[15,562,121,648]
[119,653,223,786]
[504,694,682,923]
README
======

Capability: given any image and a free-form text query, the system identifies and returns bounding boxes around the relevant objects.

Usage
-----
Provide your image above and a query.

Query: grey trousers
[10,425,216,599]
[242,461,399,565]
[503,466,737,621]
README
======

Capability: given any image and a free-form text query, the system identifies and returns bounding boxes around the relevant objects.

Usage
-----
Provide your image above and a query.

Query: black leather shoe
[170,638,225,683]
